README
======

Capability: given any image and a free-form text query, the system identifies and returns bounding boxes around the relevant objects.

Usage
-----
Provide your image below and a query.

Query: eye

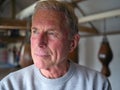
[31,28,39,35]
[47,31,57,37]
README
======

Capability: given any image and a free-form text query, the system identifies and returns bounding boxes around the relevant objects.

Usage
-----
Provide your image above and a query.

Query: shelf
[0,18,27,30]
[0,36,25,43]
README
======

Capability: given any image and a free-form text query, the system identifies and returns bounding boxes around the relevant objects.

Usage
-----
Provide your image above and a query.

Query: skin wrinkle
[30,1,80,79]
[31,9,78,78]
[0,2,111,90]
[32,2,78,39]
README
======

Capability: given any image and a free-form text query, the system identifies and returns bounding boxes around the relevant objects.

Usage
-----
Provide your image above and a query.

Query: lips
[34,50,50,57]
[35,53,49,57]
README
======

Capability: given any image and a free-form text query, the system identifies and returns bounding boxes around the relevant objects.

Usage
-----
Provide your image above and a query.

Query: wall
[78,34,120,90]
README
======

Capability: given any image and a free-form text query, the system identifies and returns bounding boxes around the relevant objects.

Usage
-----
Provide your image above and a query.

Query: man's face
[31,9,72,69]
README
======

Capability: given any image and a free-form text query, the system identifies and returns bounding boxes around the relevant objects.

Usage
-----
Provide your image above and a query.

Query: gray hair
[33,0,79,37]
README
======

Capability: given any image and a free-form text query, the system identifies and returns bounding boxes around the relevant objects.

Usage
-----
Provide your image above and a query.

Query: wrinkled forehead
[32,9,70,32]
[33,9,67,23]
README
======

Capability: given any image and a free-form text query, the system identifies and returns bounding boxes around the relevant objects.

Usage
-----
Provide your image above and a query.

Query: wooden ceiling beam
[79,26,98,34]
[79,9,120,23]
[0,17,98,34]
[80,30,120,37]
[11,0,16,19]
[76,6,98,33]
[0,18,27,30]
[0,36,25,43]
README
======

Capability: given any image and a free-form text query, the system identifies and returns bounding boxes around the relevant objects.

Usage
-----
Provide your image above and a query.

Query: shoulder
[0,65,36,84]
[0,65,39,90]
[71,62,111,89]
[10,65,35,76]
[72,62,108,82]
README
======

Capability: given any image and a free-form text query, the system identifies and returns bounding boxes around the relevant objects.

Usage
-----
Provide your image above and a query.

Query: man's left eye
[48,31,56,36]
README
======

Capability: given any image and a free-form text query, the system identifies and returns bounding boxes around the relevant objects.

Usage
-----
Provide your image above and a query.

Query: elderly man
[0,1,111,90]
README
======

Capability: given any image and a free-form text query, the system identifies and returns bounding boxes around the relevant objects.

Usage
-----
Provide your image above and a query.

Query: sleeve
[0,81,5,90]
[0,74,13,90]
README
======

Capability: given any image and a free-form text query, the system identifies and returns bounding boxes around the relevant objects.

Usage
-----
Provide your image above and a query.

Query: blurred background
[0,0,120,90]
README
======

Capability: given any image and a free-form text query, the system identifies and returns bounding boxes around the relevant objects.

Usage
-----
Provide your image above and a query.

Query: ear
[69,34,80,53]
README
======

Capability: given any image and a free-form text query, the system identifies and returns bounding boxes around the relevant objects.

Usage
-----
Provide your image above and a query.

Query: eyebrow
[31,27,37,30]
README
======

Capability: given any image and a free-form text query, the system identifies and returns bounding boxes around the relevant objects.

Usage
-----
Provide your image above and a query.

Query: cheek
[30,37,37,54]
[30,37,37,47]
[51,40,70,56]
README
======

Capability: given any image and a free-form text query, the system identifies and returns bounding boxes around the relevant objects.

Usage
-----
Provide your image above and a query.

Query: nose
[38,33,47,48]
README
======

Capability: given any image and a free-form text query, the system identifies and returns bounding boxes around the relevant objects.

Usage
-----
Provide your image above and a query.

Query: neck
[40,60,70,79]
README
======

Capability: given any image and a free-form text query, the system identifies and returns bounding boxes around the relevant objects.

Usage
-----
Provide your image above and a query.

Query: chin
[35,63,45,69]
[33,60,48,69]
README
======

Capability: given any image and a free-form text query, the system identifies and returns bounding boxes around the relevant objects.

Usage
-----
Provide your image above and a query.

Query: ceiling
[0,0,120,37]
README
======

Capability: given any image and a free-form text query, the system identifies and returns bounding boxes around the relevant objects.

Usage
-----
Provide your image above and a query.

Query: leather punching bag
[98,36,113,77]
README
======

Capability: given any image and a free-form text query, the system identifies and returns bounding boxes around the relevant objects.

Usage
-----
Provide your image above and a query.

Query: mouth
[34,51,50,57]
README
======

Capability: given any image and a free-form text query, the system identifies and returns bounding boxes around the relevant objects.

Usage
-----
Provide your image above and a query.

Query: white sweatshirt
[0,61,111,90]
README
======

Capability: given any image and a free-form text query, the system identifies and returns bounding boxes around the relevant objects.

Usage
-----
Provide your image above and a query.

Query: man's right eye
[32,29,38,34]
